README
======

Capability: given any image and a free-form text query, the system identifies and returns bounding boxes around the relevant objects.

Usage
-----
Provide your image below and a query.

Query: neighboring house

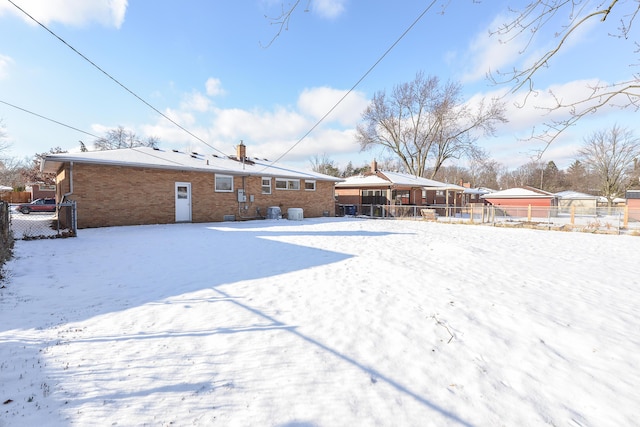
[462,187,494,206]
[41,144,343,229]
[481,186,558,218]
[626,189,640,221]
[28,183,56,201]
[555,190,600,214]
[334,160,465,215]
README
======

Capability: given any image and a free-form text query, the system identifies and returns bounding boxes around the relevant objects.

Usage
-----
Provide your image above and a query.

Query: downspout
[60,161,77,233]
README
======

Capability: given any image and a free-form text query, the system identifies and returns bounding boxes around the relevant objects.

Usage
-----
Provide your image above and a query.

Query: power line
[0,98,100,139]
[0,98,192,167]
[263,0,439,169]
[9,0,437,169]
[6,0,230,158]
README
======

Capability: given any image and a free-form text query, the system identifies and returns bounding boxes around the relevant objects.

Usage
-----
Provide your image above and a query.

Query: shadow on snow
[1,218,473,426]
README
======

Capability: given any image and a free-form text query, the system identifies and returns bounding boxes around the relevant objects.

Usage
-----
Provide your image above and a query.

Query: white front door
[175,182,192,222]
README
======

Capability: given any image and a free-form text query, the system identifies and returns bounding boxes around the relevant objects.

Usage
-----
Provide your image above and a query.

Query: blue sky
[0,0,637,172]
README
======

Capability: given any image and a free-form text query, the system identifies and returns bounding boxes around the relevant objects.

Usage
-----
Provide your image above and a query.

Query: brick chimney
[371,159,378,173]
[236,141,246,160]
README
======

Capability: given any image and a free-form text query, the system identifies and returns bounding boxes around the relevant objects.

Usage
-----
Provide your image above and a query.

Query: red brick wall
[56,163,336,228]
[484,197,554,218]
[30,184,56,200]
[335,188,361,205]
[628,199,640,221]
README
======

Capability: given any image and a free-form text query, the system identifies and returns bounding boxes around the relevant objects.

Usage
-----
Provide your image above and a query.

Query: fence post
[527,205,532,222]
[71,201,78,235]
[570,205,575,225]
[624,205,628,228]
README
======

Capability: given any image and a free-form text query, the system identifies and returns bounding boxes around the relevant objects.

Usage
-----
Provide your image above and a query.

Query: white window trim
[304,180,316,191]
[261,177,272,194]
[215,174,234,192]
[275,178,300,190]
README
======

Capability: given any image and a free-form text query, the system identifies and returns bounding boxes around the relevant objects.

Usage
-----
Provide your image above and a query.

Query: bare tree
[431,164,471,186]
[0,119,11,161]
[0,156,27,189]
[267,1,639,152]
[376,156,406,173]
[577,124,640,205]
[356,72,507,179]
[21,147,67,186]
[504,160,545,188]
[468,152,503,190]
[261,0,311,48]
[309,153,340,177]
[490,1,640,148]
[94,126,159,151]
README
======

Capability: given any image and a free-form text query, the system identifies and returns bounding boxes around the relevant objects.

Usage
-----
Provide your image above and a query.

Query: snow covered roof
[334,174,391,187]
[41,147,343,182]
[555,191,599,200]
[379,171,465,189]
[482,186,556,199]
[463,187,494,195]
[335,170,465,190]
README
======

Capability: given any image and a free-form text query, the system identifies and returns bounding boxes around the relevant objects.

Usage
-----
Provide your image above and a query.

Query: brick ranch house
[41,144,343,229]
[334,160,465,215]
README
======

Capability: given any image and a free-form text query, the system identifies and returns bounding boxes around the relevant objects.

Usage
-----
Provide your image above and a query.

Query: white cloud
[205,77,225,97]
[180,92,211,113]
[313,0,347,19]
[459,8,601,86]
[297,86,368,126]
[0,54,13,80]
[466,77,637,169]
[135,84,368,168]
[459,14,528,84]
[1,0,128,28]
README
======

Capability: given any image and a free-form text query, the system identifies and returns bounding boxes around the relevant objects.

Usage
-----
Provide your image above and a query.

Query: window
[391,190,410,205]
[262,177,272,194]
[177,185,188,199]
[361,189,386,205]
[304,180,316,191]
[215,174,233,192]
[275,178,300,190]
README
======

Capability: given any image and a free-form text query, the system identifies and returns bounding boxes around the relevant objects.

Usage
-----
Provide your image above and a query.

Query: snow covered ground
[1,217,639,426]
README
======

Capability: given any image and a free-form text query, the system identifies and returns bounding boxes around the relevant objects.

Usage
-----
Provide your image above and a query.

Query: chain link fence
[9,201,77,240]
[0,202,13,270]
[337,203,640,235]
